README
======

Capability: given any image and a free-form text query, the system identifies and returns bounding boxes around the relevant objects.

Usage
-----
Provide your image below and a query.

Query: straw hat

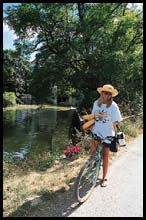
[97,84,118,97]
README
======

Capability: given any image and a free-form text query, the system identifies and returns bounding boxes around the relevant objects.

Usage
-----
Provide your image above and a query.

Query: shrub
[3,92,16,107]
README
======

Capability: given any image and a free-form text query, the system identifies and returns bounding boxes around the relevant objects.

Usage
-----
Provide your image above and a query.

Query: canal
[3,107,78,162]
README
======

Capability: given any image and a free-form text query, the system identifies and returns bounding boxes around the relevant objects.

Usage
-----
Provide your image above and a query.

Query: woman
[90,84,122,187]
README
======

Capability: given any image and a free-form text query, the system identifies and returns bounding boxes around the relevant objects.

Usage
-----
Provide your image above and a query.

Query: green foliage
[4,3,143,113]
[3,92,16,107]
[38,149,62,171]
[3,49,31,97]
[120,115,143,139]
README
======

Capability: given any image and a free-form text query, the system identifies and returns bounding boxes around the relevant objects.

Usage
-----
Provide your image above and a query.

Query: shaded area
[6,174,103,217]
[7,176,80,217]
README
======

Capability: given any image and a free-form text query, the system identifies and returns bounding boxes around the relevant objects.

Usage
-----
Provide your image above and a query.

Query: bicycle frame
[85,142,103,183]
[93,143,103,180]
[74,136,113,203]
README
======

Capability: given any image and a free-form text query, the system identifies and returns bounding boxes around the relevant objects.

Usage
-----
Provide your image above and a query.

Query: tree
[3,49,31,99]
[4,3,143,113]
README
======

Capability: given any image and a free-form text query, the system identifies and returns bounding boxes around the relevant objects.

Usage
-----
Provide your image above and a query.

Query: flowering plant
[63,144,81,158]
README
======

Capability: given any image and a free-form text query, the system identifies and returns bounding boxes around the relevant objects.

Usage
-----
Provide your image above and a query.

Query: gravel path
[68,134,143,217]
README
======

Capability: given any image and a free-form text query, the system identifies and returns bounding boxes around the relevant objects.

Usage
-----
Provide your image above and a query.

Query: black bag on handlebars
[110,137,118,152]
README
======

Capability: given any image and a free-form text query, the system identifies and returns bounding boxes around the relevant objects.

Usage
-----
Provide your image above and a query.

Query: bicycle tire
[74,154,100,203]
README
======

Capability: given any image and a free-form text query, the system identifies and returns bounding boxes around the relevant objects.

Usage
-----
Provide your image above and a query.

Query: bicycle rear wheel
[74,154,100,203]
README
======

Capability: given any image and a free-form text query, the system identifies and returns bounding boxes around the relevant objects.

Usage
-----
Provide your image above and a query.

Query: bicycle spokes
[75,158,101,203]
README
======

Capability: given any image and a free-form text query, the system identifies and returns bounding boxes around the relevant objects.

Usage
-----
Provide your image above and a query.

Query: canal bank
[3,105,143,217]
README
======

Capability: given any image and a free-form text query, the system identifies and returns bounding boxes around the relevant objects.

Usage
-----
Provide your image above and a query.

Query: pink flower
[63,144,81,158]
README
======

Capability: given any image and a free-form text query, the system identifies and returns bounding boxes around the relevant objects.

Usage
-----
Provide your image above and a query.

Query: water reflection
[3,108,74,160]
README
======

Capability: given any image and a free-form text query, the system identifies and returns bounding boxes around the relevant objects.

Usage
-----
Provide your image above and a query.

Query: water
[3,108,75,161]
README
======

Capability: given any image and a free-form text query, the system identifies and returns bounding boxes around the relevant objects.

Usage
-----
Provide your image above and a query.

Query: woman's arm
[113,121,120,134]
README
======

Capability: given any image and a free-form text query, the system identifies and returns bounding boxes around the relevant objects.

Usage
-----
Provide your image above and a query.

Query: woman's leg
[90,139,99,155]
[101,147,110,187]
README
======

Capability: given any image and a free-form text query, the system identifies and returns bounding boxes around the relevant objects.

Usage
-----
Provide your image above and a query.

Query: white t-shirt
[91,100,122,142]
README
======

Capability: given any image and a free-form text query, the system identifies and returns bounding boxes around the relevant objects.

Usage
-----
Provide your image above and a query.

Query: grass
[120,114,143,142]
[3,157,87,217]
[3,113,143,217]
[3,104,71,111]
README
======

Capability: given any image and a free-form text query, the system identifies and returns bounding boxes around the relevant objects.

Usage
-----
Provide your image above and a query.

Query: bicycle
[74,134,114,203]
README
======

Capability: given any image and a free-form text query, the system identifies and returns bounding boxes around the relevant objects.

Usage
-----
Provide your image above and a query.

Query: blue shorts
[102,142,112,148]
[91,133,113,148]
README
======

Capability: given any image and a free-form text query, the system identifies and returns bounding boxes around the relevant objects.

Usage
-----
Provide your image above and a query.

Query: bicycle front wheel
[74,155,100,203]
